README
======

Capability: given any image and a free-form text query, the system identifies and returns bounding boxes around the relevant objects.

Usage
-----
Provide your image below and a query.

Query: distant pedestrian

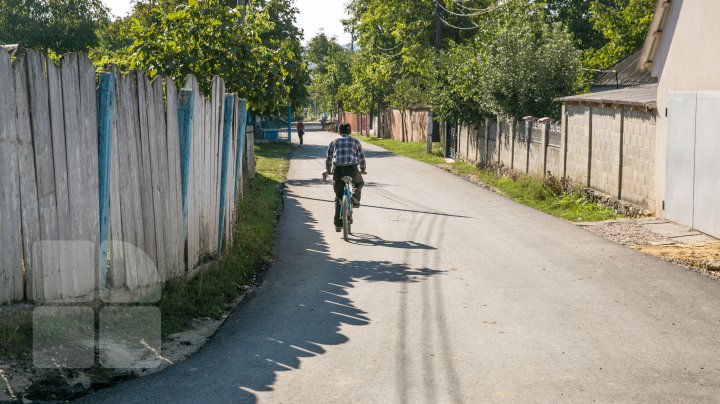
[320,114,327,130]
[297,119,305,147]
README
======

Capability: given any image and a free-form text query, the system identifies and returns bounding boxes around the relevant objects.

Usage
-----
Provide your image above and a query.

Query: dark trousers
[298,131,304,145]
[333,164,364,225]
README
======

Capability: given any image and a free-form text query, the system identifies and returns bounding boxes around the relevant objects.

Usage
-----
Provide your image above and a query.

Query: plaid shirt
[326,134,366,172]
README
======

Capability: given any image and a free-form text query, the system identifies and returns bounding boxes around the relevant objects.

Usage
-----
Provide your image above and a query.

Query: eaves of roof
[556,84,658,110]
[638,0,672,72]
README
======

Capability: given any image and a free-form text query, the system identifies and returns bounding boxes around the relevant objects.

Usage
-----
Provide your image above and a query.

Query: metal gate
[666,91,720,238]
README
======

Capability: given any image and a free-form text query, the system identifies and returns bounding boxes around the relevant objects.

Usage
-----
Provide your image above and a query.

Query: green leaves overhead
[90,0,307,115]
[584,0,655,69]
[306,33,352,114]
[335,0,654,123]
[0,0,110,54]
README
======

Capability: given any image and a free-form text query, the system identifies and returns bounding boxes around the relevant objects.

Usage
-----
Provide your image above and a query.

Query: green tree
[485,10,581,118]
[90,0,307,114]
[0,0,109,54]
[584,0,655,69]
[306,33,352,115]
[386,75,429,141]
[431,3,581,120]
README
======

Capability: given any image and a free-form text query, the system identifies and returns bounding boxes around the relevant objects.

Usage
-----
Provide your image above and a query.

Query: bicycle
[339,176,354,241]
[323,170,365,241]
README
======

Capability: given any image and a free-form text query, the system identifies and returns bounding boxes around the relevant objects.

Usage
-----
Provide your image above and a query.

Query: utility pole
[434,1,443,50]
[238,0,246,26]
[431,2,442,153]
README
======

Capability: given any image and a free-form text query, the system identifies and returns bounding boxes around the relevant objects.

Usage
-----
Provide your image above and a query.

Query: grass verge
[353,134,447,165]
[159,141,292,335]
[0,141,293,358]
[354,134,619,222]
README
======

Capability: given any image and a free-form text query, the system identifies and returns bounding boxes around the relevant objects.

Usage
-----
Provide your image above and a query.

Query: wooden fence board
[165,79,183,278]
[0,49,24,303]
[217,94,233,253]
[47,55,70,301]
[26,51,58,301]
[147,78,167,281]
[118,74,142,290]
[177,88,194,273]
[184,77,200,269]
[97,72,115,289]
[120,73,139,289]
[200,99,211,255]
[14,56,43,301]
[108,69,126,289]
[247,121,255,179]
[154,78,172,280]
[235,99,248,200]
[60,53,82,298]
[77,54,101,297]
[136,72,157,287]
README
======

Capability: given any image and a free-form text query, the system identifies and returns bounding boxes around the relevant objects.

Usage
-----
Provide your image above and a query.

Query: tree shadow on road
[82,189,445,404]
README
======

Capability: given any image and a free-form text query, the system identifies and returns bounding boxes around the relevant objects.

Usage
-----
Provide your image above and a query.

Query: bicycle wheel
[342,195,350,241]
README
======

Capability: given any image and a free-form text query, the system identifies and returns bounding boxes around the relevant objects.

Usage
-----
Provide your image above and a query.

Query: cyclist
[322,122,366,232]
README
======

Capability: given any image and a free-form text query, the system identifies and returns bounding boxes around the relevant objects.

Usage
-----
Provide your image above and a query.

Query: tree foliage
[0,0,109,54]
[584,0,655,69]
[89,0,307,114]
[305,33,351,114]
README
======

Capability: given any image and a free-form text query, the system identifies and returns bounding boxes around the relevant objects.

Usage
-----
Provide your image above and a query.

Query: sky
[101,0,352,45]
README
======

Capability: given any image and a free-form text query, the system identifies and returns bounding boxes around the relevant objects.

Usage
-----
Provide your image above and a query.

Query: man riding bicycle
[322,122,366,232]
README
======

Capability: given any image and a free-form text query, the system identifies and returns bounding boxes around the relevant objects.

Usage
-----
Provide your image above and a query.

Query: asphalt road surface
[82,131,720,403]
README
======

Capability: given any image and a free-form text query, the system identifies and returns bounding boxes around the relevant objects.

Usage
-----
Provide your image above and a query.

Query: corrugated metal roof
[593,49,657,87]
[557,84,657,108]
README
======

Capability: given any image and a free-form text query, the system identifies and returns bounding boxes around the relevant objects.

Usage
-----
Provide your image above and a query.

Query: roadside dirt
[634,243,720,278]
[0,294,247,402]
[581,219,720,280]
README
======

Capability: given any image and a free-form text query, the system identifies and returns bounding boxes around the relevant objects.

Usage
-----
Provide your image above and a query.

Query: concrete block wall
[621,109,656,211]
[546,146,562,177]
[498,119,513,166]
[487,120,498,164]
[447,103,656,213]
[513,121,528,171]
[590,107,621,197]
[565,105,591,185]
[528,122,546,176]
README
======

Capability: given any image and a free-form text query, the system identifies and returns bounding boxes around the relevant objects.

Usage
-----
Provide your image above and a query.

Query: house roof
[557,84,658,109]
[593,49,657,87]
[638,0,672,71]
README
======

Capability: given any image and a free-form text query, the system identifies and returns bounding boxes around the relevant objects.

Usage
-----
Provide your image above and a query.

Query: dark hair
[339,123,351,134]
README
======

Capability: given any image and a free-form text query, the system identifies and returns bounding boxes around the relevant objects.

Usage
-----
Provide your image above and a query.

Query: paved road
[83,131,720,403]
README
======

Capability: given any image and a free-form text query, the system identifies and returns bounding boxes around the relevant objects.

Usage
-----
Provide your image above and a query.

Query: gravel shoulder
[579,218,720,280]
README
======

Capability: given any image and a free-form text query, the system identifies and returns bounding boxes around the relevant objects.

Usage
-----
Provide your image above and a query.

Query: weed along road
[83,131,720,403]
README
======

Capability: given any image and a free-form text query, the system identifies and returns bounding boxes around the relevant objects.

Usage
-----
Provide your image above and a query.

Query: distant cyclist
[322,122,366,231]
